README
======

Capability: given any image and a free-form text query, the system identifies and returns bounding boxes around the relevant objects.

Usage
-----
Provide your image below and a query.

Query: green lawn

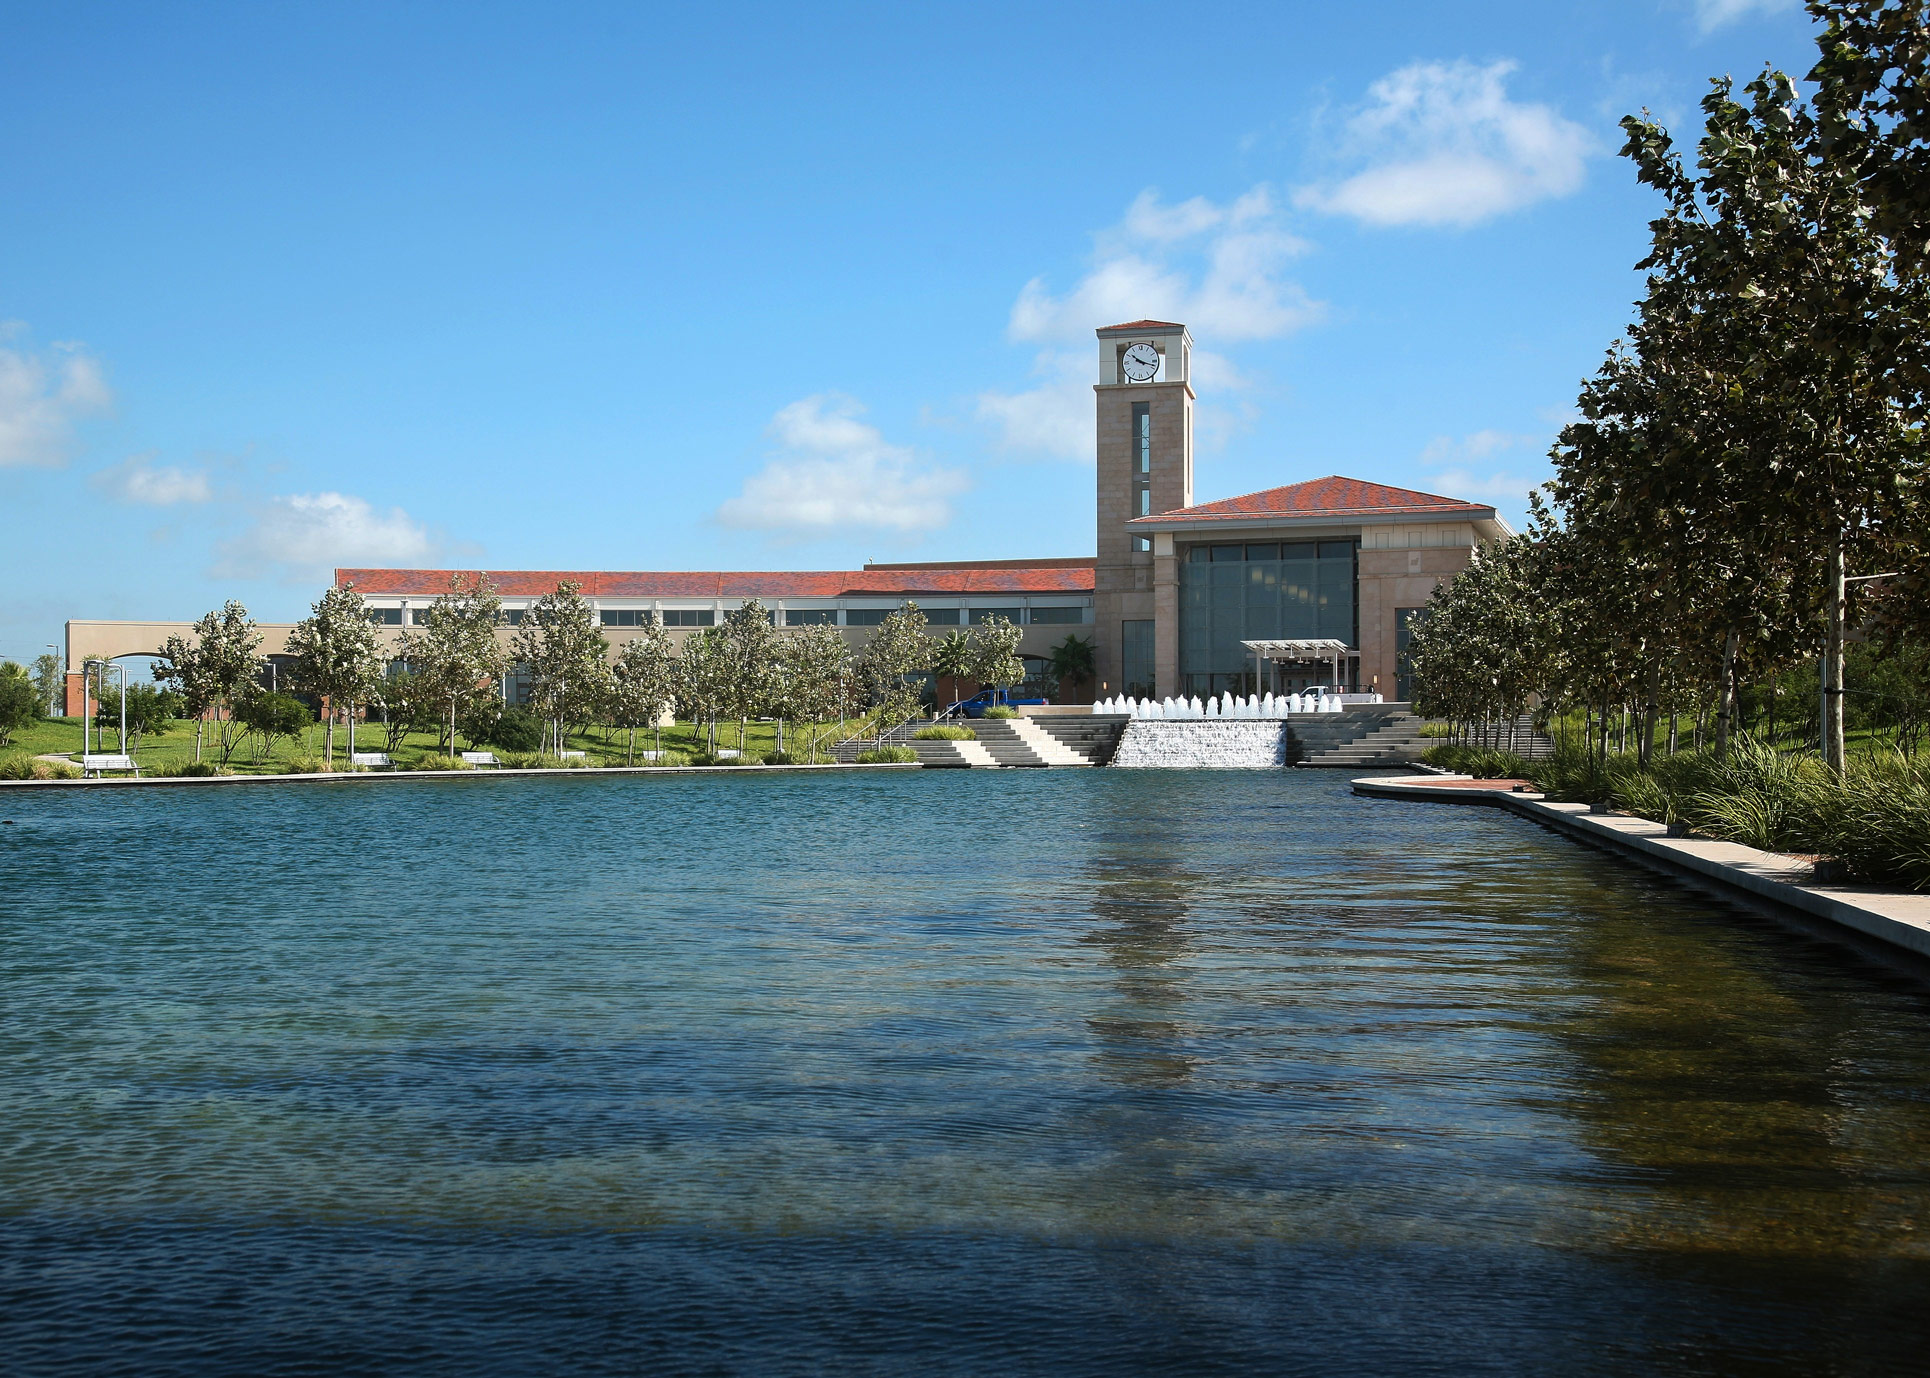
[1,716,859,774]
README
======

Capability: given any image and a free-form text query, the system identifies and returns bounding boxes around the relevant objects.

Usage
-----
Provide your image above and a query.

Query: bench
[636,750,667,762]
[459,751,499,767]
[556,750,586,760]
[80,754,139,777]
[349,752,392,769]
[714,749,741,760]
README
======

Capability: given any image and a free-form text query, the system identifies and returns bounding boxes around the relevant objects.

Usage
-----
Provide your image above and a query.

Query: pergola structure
[1240,638,1353,693]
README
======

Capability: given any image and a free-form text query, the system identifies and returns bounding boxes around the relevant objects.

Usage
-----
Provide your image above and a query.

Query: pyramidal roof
[1126,476,1493,526]
[1097,319,1186,333]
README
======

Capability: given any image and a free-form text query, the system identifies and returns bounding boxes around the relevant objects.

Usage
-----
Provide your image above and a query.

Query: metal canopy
[1239,639,1351,658]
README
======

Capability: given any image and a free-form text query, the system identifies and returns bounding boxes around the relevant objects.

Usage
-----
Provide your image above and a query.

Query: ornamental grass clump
[912,725,976,741]
[0,756,81,780]
[980,706,1019,720]
[415,753,472,771]
[856,745,918,764]
[1420,744,1530,778]
[156,760,228,778]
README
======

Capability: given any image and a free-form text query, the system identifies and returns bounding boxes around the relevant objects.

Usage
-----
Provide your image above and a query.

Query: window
[785,608,836,626]
[599,609,652,627]
[1133,536,1152,553]
[1133,402,1150,473]
[367,607,402,626]
[920,608,961,625]
[844,608,891,626]
[500,609,526,626]
[408,607,432,625]
[1137,488,1152,516]
[968,607,1022,626]
[1178,538,1359,687]
[662,609,714,627]
[1121,619,1154,698]
[1028,606,1084,624]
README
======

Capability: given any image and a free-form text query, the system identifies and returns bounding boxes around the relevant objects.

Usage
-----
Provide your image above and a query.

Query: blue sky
[0,0,1823,659]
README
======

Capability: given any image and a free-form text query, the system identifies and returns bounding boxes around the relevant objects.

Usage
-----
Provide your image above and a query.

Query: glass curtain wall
[1179,540,1357,696]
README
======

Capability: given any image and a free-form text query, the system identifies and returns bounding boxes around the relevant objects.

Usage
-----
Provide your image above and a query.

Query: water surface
[2,769,1927,1375]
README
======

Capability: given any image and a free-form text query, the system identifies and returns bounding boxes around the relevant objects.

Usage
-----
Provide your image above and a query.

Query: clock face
[1121,342,1160,382]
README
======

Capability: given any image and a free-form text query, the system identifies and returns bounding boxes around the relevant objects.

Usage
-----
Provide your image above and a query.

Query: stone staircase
[1292,708,1431,769]
[829,713,1129,768]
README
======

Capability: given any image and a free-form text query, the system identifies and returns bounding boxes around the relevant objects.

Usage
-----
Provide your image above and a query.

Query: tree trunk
[1640,662,1661,769]
[1716,631,1739,760]
[1824,528,1847,772]
[1667,712,1678,756]
[324,705,335,771]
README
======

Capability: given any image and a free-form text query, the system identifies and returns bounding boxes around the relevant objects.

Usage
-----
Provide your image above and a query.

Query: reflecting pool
[2,768,1927,1375]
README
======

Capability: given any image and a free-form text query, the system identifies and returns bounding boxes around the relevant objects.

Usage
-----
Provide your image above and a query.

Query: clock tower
[1093,320,1192,698]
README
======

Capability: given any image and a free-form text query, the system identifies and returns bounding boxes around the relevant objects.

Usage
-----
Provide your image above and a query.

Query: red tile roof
[1126,476,1493,526]
[1097,319,1185,333]
[337,565,1095,599]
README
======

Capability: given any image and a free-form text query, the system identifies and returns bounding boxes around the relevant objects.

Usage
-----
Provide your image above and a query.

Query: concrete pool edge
[0,761,922,790]
[1353,775,1930,965]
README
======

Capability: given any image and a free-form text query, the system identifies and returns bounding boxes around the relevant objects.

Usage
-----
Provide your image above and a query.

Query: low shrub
[1418,722,1456,738]
[415,754,472,771]
[913,725,976,740]
[856,745,918,764]
[980,706,1019,720]
[283,755,327,774]
[762,751,796,765]
[480,706,544,753]
[689,752,744,767]
[156,760,228,778]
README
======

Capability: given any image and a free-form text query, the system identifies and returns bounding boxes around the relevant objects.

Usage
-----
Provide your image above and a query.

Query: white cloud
[1296,60,1594,227]
[975,351,1092,461]
[1693,0,1796,31]
[717,394,967,533]
[1009,187,1319,344]
[1419,429,1549,510]
[91,453,212,505]
[0,328,111,467]
[980,189,1318,459]
[219,491,435,583]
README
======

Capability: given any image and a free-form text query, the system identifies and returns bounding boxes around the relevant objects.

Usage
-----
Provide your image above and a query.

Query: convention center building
[63,320,1510,709]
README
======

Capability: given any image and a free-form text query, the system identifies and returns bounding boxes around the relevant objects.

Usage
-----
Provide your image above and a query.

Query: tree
[511,581,608,755]
[30,653,62,718]
[1620,68,1930,768]
[403,574,507,752]
[286,582,384,770]
[778,623,852,761]
[610,626,677,764]
[0,662,42,747]
[234,691,310,761]
[94,684,185,752]
[675,625,732,754]
[969,614,1024,706]
[854,602,929,746]
[720,599,780,752]
[1046,633,1095,703]
[154,601,263,763]
[931,630,973,709]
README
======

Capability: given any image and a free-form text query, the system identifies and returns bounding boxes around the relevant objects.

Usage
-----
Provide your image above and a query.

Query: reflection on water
[1,768,1927,1376]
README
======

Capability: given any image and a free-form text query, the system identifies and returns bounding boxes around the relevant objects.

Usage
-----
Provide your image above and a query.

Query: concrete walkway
[1354,774,1930,965]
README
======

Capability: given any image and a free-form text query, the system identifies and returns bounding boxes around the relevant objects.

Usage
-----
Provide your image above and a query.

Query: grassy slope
[0,717,853,774]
